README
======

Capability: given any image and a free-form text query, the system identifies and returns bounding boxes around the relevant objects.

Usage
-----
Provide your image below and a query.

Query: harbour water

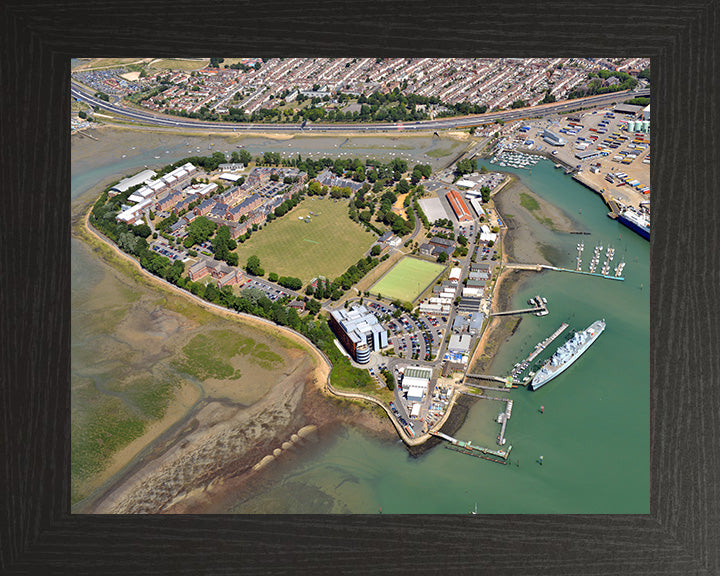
[72,133,649,514]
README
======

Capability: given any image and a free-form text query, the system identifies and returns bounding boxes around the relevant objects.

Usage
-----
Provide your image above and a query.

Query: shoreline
[73,187,396,513]
[71,135,554,512]
[81,120,474,142]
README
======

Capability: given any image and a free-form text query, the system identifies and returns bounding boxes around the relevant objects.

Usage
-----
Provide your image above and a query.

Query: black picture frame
[2,0,717,574]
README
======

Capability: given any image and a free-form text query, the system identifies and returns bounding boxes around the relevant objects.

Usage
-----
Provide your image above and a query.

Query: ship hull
[617,213,650,240]
[529,321,605,390]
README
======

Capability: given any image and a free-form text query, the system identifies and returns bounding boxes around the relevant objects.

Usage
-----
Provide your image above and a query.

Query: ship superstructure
[529,320,606,390]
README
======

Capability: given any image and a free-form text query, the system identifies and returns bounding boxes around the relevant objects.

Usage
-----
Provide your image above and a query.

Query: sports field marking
[370,257,446,302]
[304,239,319,244]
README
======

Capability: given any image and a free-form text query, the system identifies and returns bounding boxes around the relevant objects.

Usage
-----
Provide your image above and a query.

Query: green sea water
[72,135,649,514]
[228,158,650,514]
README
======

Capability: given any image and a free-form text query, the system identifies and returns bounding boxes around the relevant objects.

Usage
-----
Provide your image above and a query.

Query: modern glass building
[328,305,388,364]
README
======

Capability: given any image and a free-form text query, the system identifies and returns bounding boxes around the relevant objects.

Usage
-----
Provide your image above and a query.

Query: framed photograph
[2,1,716,574]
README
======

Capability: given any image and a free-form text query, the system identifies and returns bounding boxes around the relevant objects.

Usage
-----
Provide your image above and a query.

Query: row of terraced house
[193,167,308,240]
[114,162,197,225]
[114,164,307,238]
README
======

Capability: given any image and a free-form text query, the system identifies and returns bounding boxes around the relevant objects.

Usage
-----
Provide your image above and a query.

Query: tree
[541,90,556,104]
[371,244,381,256]
[133,223,152,238]
[78,110,87,119]
[481,185,491,203]
[381,369,395,390]
[183,216,217,248]
[305,299,321,316]
[246,255,263,276]
[307,180,322,196]
[211,227,229,261]
[238,149,253,165]
[278,276,303,290]
[455,158,475,176]
[353,166,366,182]
[437,251,448,263]
[269,272,279,282]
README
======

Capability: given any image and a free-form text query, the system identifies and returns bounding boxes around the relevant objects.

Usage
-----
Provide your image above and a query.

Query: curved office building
[328,305,388,364]
[355,343,371,364]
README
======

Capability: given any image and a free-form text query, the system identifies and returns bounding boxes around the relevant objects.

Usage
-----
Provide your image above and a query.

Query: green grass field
[147,58,209,71]
[370,257,446,302]
[234,197,376,284]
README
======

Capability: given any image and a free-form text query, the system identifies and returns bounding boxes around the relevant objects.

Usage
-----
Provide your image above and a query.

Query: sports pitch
[370,257,446,302]
[233,197,376,284]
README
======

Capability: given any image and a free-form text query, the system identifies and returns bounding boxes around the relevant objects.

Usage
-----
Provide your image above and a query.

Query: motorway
[71,81,649,134]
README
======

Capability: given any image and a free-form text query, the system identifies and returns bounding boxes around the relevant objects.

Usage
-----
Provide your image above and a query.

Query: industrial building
[469,197,486,218]
[575,149,603,161]
[401,366,433,403]
[613,103,644,116]
[109,169,157,195]
[448,334,472,354]
[542,128,566,147]
[328,305,388,364]
[452,312,485,335]
[445,189,473,223]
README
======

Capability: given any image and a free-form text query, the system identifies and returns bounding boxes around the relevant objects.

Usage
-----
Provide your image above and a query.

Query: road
[71,81,649,134]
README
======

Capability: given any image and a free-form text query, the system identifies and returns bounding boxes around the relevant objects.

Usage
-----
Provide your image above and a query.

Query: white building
[109,169,157,195]
[479,225,498,243]
[469,198,486,218]
[462,287,483,298]
[402,366,432,402]
[542,128,566,146]
[116,198,152,225]
[448,334,472,354]
[449,267,462,283]
[218,163,245,172]
[218,173,243,183]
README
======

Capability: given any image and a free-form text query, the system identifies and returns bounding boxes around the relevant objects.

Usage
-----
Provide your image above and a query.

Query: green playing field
[370,257,446,302]
[233,197,376,284]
